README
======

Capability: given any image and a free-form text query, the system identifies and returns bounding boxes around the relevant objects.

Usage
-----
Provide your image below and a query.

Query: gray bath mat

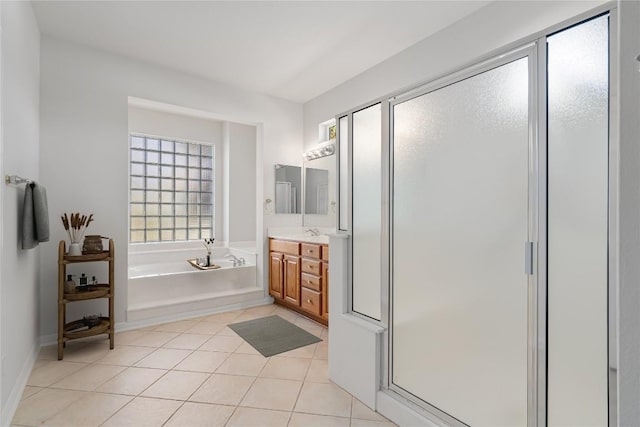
[228,315,322,357]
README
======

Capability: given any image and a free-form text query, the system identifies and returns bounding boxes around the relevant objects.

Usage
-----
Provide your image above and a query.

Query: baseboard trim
[1,339,40,427]
[39,296,275,347]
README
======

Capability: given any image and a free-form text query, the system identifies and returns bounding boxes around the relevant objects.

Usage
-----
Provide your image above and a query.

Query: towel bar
[5,175,31,185]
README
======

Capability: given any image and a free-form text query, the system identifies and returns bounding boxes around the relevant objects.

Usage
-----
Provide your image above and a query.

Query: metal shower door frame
[386,43,541,427]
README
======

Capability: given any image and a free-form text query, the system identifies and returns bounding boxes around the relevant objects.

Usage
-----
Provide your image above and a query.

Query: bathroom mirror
[302,152,336,228]
[274,164,302,214]
[304,167,329,214]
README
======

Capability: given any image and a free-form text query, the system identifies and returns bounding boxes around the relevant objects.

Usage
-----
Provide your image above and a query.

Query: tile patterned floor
[12,304,397,427]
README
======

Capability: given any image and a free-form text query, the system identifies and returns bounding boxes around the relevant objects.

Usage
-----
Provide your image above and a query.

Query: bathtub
[127,244,266,322]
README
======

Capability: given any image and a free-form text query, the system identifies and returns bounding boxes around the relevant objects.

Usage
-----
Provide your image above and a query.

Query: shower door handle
[525,241,535,275]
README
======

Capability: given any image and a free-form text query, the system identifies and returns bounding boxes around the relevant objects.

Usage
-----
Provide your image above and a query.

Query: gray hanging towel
[22,182,50,250]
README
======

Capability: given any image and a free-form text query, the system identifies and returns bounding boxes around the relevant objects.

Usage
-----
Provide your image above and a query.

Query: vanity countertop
[268,234,330,245]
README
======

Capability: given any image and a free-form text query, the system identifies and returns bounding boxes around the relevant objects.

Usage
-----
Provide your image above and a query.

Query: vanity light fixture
[303,141,335,161]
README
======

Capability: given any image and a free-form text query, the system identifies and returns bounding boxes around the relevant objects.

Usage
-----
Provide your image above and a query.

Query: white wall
[224,122,256,243]
[39,36,303,337]
[303,1,604,140]
[127,106,224,242]
[0,0,40,422]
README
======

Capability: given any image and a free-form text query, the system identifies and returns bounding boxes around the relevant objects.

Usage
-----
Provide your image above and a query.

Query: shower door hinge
[525,241,535,275]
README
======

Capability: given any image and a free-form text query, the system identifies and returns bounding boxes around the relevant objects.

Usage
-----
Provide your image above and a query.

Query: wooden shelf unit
[57,239,115,360]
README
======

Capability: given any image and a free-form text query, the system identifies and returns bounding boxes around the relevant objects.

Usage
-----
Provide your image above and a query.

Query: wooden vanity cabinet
[283,254,301,305]
[321,260,329,319]
[269,238,328,325]
[269,252,284,298]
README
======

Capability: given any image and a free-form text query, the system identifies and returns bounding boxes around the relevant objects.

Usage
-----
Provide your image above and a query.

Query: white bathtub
[130,259,243,278]
[127,244,265,322]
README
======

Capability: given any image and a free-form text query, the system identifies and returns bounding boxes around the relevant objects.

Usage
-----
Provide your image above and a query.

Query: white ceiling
[32,1,490,103]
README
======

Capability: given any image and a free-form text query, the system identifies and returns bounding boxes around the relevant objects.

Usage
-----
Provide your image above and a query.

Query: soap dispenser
[64,274,76,294]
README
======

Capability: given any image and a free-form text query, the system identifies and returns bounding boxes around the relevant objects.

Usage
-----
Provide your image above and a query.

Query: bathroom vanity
[269,237,328,325]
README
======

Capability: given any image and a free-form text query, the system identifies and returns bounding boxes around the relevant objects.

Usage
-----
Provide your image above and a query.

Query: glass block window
[129,134,214,243]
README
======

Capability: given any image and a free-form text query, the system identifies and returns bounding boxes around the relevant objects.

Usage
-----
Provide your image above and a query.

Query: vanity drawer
[301,273,321,292]
[269,239,300,256]
[301,288,322,316]
[301,243,321,259]
[321,245,329,261]
[301,258,321,275]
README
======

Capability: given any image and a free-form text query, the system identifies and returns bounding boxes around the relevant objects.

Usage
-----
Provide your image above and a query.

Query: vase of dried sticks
[61,213,94,256]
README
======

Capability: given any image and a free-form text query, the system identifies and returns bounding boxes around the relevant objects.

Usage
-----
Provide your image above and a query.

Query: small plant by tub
[202,238,215,266]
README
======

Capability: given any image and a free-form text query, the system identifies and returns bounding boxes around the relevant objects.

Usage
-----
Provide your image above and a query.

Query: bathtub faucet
[225,254,244,266]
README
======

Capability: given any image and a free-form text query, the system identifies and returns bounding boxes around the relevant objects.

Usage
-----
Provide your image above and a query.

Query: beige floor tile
[96,367,167,395]
[244,304,277,316]
[61,340,111,363]
[234,312,268,322]
[132,331,179,347]
[41,392,132,426]
[204,310,243,323]
[20,386,44,400]
[164,402,235,426]
[350,419,397,427]
[288,413,350,427]
[134,348,192,369]
[96,345,154,366]
[102,396,182,427]
[189,373,255,405]
[240,378,302,411]
[114,330,147,346]
[226,407,290,427]
[351,398,388,422]
[216,326,240,336]
[260,357,310,381]
[294,382,352,417]
[216,353,267,376]
[162,333,210,350]
[50,363,125,391]
[37,345,58,360]
[320,328,329,339]
[277,343,317,359]
[234,342,262,356]
[305,359,329,383]
[199,335,243,352]
[12,388,83,426]
[31,359,50,371]
[294,318,324,337]
[141,370,209,400]
[26,361,87,387]
[174,350,230,373]
[185,321,226,335]
[272,308,301,322]
[314,340,328,360]
[136,324,160,331]
[154,319,200,332]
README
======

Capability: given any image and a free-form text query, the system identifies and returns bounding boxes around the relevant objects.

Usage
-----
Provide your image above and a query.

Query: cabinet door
[283,255,301,305]
[322,262,329,319]
[269,252,284,298]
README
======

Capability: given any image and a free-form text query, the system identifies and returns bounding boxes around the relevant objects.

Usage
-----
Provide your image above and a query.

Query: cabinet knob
[307,299,312,304]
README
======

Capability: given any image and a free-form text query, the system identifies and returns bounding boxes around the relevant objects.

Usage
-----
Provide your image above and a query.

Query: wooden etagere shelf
[57,239,115,360]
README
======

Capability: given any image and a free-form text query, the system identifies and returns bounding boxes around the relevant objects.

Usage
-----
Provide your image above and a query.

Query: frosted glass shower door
[391,57,530,425]
[547,15,609,426]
